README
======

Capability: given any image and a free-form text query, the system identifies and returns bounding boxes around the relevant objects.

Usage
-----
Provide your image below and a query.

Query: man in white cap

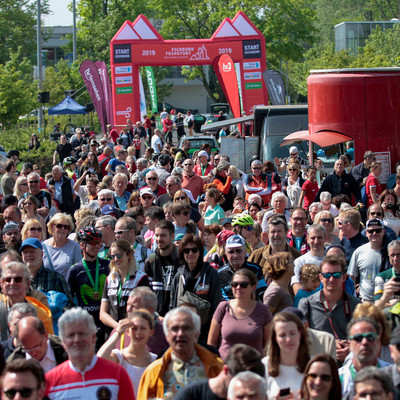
[140,187,156,211]
[274,145,307,175]
[194,150,214,183]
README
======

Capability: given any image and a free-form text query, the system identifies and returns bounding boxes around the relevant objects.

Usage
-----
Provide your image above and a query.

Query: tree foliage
[0,49,37,127]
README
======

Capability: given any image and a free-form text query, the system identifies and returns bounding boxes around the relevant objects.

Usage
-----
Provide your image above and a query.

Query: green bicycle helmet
[232,214,255,227]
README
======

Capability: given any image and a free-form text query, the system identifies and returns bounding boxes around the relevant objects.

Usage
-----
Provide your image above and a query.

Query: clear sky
[43,0,75,27]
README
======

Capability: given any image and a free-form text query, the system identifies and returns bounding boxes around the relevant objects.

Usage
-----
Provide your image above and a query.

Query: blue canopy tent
[48,96,87,140]
[48,96,86,115]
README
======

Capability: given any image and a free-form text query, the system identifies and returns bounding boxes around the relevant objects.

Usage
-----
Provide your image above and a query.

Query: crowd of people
[0,120,398,400]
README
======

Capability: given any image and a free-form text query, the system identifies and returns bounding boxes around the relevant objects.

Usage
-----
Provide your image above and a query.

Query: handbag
[177,274,211,325]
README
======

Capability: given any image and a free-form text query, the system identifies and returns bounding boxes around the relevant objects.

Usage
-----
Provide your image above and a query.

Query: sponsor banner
[243,61,261,70]
[115,66,132,74]
[115,76,133,84]
[242,40,261,59]
[214,54,241,123]
[145,66,158,113]
[80,60,106,133]
[245,82,262,89]
[262,69,286,105]
[113,44,131,63]
[244,71,261,80]
[95,60,114,126]
[116,87,133,94]
[235,62,243,113]
[139,72,147,121]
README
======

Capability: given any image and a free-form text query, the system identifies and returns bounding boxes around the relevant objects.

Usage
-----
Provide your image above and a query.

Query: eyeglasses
[367,229,383,235]
[349,332,378,343]
[227,248,244,255]
[3,387,38,399]
[99,198,112,202]
[292,217,307,222]
[306,373,332,382]
[232,281,250,288]
[115,229,130,235]
[370,212,383,217]
[183,247,199,254]
[321,272,343,279]
[3,276,23,284]
[55,224,69,230]
[110,253,123,259]
[320,218,333,223]
[28,180,39,184]
[147,177,157,180]
[389,253,400,259]
[29,227,42,232]
[21,336,44,354]
[356,390,387,400]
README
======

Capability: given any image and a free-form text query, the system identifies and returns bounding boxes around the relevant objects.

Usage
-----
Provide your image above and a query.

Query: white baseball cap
[289,146,299,155]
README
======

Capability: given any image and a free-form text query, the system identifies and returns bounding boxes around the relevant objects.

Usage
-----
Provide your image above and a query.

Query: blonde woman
[21,219,46,241]
[314,211,341,246]
[100,239,149,329]
[42,213,82,278]
[13,176,29,199]
[20,195,46,235]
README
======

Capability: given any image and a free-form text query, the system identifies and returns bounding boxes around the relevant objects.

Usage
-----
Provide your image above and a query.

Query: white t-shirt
[292,252,324,285]
[151,135,162,153]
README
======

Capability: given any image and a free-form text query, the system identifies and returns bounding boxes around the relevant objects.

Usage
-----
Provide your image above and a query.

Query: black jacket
[48,174,77,215]
[315,171,361,203]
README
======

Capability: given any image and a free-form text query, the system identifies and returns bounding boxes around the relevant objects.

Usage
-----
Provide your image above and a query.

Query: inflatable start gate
[110,12,268,126]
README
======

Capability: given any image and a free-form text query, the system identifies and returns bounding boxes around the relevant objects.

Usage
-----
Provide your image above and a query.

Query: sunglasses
[23,202,33,206]
[252,167,261,170]
[115,229,130,235]
[20,182,28,186]
[29,227,42,232]
[110,253,123,259]
[183,247,199,254]
[55,224,69,230]
[288,169,298,172]
[320,218,333,223]
[3,388,37,399]
[349,332,378,343]
[321,272,343,279]
[232,281,250,288]
[175,196,187,201]
[99,198,112,201]
[181,211,190,216]
[147,177,157,180]
[90,144,97,147]
[142,196,153,200]
[3,276,23,283]
[28,180,39,184]
[306,373,331,382]
[183,163,194,166]
[370,212,382,217]
[241,226,254,232]
[367,229,383,234]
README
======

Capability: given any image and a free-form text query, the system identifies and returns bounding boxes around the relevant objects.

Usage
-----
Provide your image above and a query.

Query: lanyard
[201,164,207,176]
[320,290,351,340]
[82,259,100,300]
[117,274,130,304]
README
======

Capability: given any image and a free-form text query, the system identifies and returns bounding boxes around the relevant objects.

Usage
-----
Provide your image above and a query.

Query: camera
[385,202,398,211]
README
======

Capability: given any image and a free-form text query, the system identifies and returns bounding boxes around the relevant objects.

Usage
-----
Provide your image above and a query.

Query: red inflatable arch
[110,12,268,127]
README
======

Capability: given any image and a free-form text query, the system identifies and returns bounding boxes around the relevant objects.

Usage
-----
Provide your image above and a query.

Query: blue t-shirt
[107,158,125,174]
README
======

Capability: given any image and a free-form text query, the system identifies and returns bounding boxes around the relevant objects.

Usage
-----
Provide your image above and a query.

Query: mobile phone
[394,276,400,296]
[279,388,290,397]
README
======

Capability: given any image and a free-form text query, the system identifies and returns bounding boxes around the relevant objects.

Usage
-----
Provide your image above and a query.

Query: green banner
[145,67,158,113]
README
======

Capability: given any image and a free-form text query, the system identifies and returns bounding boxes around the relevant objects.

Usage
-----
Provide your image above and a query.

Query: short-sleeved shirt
[301,179,319,209]
[107,158,125,174]
[263,282,293,313]
[213,301,272,359]
[204,204,225,226]
[374,267,400,301]
[348,242,382,301]
[366,174,382,207]
[55,143,73,163]
[298,291,360,339]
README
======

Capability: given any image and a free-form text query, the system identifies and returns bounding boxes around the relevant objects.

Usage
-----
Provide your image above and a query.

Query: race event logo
[222,62,232,72]
[242,40,261,59]
[190,45,210,60]
[116,107,132,118]
[114,44,131,63]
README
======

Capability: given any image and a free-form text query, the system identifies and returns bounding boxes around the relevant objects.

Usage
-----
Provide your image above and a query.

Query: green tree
[0,0,50,64]
[0,49,37,127]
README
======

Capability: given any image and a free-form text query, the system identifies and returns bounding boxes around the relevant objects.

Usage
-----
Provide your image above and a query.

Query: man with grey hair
[47,165,76,215]
[95,215,116,259]
[319,191,339,216]
[26,172,51,218]
[45,307,134,399]
[112,172,130,211]
[243,159,274,207]
[1,303,36,360]
[227,371,267,400]
[374,239,400,309]
[138,306,223,399]
[292,224,326,294]
[309,202,323,223]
